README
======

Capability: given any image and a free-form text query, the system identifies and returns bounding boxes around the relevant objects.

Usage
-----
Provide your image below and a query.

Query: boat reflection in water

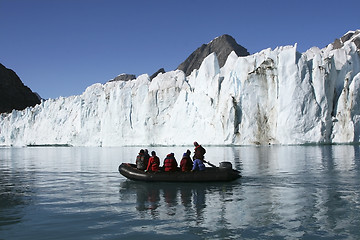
[119,180,240,219]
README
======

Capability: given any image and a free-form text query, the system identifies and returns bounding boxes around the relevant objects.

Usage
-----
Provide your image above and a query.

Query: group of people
[135,142,207,172]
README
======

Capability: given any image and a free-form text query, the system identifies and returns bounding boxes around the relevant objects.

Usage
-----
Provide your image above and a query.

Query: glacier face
[1,31,360,146]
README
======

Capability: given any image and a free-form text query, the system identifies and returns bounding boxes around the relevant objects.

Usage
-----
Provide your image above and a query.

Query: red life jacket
[164,154,177,171]
[147,156,160,172]
[180,156,193,171]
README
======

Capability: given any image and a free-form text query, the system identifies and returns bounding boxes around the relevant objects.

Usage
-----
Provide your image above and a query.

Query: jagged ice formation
[1,30,360,146]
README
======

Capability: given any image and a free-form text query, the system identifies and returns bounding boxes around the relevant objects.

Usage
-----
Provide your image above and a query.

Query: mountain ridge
[1,30,360,146]
[0,63,40,113]
[177,34,250,76]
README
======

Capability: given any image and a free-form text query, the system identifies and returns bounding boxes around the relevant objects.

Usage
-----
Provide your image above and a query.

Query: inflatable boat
[118,162,241,182]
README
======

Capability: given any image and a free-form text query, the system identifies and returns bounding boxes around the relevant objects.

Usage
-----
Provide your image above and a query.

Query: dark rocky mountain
[109,73,136,82]
[0,63,40,113]
[332,30,360,50]
[177,34,250,76]
[150,68,165,80]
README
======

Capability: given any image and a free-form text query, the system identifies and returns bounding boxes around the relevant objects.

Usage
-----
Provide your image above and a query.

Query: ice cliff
[1,30,360,146]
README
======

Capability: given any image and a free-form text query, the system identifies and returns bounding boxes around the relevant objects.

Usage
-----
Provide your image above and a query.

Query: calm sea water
[0,145,359,240]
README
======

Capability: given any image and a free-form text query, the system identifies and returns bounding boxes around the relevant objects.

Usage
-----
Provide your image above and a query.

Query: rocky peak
[109,73,136,82]
[177,34,250,76]
[150,68,165,80]
[331,30,360,50]
[0,63,40,113]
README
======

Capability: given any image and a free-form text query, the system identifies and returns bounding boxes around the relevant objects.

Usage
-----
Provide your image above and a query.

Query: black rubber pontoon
[119,163,241,182]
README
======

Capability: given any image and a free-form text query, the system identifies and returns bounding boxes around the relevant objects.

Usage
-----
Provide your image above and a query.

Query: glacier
[1,30,360,146]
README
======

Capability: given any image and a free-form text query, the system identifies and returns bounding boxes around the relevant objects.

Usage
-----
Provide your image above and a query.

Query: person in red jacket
[163,153,178,172]
[193,141,206,160]
[180,149,193,172]
[146,151,160,172]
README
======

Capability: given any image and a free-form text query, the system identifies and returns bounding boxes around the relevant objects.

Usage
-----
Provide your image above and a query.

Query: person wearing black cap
[193,141,206,160]
[180,149,193,172]
[136,149,147,170]
[144,149,150,168]
[163,153,178,172]
[146,151,160,172]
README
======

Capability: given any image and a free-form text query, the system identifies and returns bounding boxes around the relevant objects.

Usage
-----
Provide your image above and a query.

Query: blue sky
[1,0,359,99]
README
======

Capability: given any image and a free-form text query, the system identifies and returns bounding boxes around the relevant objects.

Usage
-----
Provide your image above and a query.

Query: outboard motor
[219,161,233,169]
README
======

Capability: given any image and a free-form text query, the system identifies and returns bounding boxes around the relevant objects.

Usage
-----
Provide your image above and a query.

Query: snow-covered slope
[1,30,360,146]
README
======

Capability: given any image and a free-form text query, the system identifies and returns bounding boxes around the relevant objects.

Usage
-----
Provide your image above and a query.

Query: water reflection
[0,169,33,228]
[1,145,360,239]
[119,180,239,221]
[315,145,360,237]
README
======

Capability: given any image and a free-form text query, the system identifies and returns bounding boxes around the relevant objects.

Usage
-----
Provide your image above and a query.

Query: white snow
[1,31,360,146]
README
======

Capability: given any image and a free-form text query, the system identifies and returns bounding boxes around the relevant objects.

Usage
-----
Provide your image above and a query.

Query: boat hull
[119,163,241,182]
